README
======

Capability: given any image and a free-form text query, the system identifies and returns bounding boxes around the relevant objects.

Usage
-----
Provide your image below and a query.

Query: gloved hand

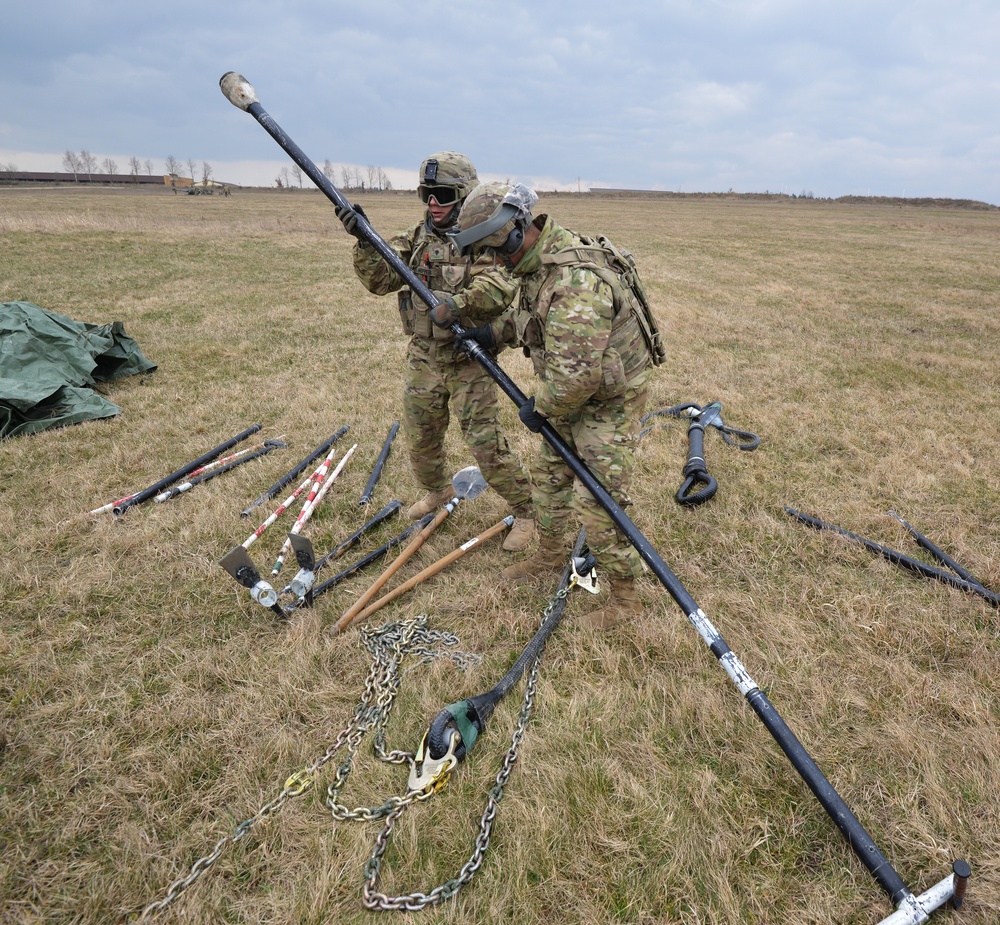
[335,202,368,239]
[518,396,547,433]
[458,324,496,351]
[431,298,459,327]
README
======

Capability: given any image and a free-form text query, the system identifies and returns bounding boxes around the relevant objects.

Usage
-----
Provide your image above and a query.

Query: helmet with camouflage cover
[449,181,539,256]
[417,151,478,206]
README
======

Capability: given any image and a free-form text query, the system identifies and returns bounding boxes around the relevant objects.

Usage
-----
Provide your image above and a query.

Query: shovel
[332,467,487,635]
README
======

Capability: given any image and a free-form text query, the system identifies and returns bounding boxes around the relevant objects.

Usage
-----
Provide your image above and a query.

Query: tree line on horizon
[56,151,215,185]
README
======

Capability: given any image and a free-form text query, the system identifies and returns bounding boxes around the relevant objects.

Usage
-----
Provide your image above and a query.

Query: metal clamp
[407,728,460,793]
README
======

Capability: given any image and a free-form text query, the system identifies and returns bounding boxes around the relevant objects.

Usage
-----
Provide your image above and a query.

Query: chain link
[136,616,477,921]
[139,586,568,919]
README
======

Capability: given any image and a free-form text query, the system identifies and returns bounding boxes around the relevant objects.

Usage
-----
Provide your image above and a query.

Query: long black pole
[219,73,911,905]
[113,423,262,515]
[359,421,399,506]
[787,508,1000,608]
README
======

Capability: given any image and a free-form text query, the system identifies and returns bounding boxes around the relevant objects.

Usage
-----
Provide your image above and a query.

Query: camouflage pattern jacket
[352,215,516,339]
[494,215,652,419]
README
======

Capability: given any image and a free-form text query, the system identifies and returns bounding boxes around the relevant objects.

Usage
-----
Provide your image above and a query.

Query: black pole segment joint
[890,511,986,588]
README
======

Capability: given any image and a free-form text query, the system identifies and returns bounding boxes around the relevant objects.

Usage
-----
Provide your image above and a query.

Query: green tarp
[0,301,157,438]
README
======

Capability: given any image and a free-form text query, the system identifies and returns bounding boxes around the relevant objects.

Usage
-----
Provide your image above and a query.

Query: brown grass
[1,186,998,924]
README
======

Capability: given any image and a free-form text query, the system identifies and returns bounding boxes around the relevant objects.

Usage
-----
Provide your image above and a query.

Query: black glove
[335,202,368,240]
[518,397,547,433]
[458,324,496,351]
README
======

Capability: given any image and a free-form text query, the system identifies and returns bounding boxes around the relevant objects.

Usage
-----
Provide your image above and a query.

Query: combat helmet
[449,181,539,256]
[417,151,478,206]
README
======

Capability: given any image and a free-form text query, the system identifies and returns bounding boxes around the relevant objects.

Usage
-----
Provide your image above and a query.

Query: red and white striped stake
[239,469,318,551]
[270,443,356,577]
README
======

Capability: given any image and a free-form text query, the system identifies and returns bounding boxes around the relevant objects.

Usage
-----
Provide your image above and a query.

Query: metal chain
[361,585,570,911]
[136,616,477,921]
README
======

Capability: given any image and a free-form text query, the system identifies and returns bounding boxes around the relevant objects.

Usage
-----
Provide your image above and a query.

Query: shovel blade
[220,545,262,588]
[289,533,316,571]
[452,466,487,502]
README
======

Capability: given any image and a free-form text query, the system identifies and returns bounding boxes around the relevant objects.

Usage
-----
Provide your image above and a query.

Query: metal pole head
[451,466,487,502]
[220,72,259,111]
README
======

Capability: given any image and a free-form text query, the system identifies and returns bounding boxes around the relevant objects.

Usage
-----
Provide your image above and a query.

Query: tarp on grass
[1,301,157,439]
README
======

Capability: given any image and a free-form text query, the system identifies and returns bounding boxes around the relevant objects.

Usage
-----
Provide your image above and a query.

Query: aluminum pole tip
[220,72,259,110]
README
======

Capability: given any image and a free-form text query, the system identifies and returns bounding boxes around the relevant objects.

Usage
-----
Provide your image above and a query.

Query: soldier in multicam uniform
[445,182,655,629]
[335,154,536,551]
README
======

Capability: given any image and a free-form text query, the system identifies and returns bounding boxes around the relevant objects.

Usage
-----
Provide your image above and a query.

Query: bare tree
[322,159,336,182]
[366,164,378,190]
[129,156,142,181]
[186,158,196,181]
[63,149,81,180]
[377,167,391,191]
[144,158,154,176]
[201,161,213,185]
[291,164,303,188]
[0,162,17,172]
[280,165,291,189]
[79,149,97,179]
[165,155,181,177]
[101,157,119,176]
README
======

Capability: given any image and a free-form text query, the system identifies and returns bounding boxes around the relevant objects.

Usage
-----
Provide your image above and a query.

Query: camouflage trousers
[531,383,648,580]
[403,336,533,515]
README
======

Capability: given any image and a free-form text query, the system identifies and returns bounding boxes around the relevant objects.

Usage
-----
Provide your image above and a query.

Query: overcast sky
[2,1,998,202]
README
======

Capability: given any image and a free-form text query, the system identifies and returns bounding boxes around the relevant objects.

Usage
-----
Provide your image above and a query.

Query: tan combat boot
[406,487,454,520]
[582,577,643,630]
[502,517,537,552]
[501,533,568,582]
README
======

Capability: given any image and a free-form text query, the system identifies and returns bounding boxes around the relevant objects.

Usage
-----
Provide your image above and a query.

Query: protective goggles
[418,185,460,205]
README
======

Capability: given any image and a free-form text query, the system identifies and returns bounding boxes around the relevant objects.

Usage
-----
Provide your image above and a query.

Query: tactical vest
[518,232,665,400]
[397,220,469,340]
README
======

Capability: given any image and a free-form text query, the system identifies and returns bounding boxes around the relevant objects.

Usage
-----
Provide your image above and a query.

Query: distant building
[0,170,169,186]
[0,171,231,189]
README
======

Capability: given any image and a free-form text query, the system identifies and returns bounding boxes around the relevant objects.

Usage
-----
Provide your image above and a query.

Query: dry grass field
[1,185,998,925]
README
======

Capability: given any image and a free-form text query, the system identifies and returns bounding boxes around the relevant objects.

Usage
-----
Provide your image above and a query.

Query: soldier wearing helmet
[335,155,536,551]
[448,181,655,630]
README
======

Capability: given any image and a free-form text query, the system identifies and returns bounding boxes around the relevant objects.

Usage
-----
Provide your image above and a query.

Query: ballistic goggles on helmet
[418,185,461,205]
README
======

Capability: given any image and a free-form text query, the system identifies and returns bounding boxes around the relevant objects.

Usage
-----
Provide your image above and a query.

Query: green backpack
[543,234,666,367]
